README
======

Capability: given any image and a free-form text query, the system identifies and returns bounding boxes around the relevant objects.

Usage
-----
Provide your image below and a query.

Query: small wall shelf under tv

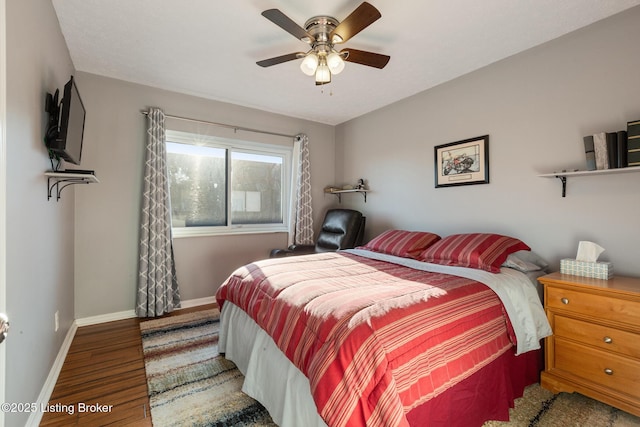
[45,171,99,201]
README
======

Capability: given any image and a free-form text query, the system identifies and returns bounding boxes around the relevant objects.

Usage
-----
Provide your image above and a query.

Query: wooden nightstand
[538,272,640,417]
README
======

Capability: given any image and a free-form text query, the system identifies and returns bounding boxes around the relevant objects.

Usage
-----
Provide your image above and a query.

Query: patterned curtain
[289,133,314,246]
[136,107,181,317]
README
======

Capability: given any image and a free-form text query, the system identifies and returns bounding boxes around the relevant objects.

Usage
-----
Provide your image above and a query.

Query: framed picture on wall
[434,135,489,188]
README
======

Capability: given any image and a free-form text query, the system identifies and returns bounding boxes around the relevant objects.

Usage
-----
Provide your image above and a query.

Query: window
[165,131,292,236]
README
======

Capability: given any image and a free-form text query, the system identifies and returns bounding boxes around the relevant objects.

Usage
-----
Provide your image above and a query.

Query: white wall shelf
[45,171,99,201]
[328,189,369,203]
[538,167,639,197]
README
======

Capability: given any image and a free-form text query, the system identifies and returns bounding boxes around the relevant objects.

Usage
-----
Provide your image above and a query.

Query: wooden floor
[39,304,216,427]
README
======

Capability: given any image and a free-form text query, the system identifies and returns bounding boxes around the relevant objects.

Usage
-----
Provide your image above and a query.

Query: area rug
[141,308,640,427]
[140,308,275,427]
[483,383,640,427]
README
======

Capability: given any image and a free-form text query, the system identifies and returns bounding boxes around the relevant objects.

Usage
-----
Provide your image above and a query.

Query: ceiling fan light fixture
[258,3,389,86]
[300,53,319,76]
[327,52,345,75]
[315,60,331,84]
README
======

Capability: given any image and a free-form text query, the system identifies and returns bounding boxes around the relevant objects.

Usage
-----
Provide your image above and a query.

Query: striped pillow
[418,233,530,273]
[361,230,441,259]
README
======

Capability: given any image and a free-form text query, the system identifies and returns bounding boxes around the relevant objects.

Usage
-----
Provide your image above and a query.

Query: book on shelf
[606,132,618,169]
[583,135,596,171]
[592,132,609,170]
[628,120,640,167]
[586,130,629,170]
[617,130,628,168]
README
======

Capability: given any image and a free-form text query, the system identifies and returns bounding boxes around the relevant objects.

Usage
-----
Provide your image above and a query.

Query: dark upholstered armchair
[270,209,366,258]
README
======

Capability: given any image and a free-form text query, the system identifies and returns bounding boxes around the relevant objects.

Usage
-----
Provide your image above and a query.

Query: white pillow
[502,250,549,272]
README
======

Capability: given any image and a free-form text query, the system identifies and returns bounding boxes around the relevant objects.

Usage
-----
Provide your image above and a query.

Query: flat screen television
[45,76,86,165]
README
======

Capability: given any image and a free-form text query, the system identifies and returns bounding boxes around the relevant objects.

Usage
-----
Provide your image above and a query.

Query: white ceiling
[52,0,640,126]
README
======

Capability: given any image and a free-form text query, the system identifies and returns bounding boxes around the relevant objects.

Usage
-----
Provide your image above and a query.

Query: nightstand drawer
[547,286,640,325]
[554,315,640,358]
[555,338,640,398]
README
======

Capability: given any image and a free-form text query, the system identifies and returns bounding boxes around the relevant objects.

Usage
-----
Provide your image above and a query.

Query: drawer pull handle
[603,336,613,344]
[561,298,569,305]
[604,368,614,375]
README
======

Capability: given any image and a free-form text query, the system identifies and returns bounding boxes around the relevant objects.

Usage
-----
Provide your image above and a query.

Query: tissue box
[560,258,613,279]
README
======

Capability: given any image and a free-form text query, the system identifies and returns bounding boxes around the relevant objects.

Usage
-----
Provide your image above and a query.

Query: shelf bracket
[555,175,567,198]
[47,176,92,201]
[330,190,368,204]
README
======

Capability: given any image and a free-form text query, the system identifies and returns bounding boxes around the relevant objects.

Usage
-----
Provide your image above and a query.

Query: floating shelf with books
[45,170,99,201]
[538,167,639,197]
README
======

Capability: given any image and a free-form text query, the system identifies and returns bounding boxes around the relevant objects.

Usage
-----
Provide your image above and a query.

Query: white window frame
[166,130,292,238]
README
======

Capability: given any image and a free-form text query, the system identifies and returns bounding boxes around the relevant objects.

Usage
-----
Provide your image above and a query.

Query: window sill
[172,226,289,239]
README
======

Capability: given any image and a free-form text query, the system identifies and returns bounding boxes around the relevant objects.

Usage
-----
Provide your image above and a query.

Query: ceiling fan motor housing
[303,16,339,56]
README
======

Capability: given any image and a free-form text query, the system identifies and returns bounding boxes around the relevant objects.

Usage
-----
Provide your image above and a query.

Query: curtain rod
[140,110,297,139]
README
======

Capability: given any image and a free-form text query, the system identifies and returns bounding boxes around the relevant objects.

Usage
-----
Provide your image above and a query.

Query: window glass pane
[165,130,290,235]
[166,142,227,227]
[231,151,283,225]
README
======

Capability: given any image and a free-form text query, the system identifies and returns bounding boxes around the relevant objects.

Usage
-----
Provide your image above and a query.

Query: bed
[215,231,552,427]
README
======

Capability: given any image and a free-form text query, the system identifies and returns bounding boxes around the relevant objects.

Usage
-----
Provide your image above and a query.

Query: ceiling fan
[257,2,390,85]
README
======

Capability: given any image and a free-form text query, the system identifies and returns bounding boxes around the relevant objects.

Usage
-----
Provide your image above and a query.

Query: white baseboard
[75,309,136,327]
[28,295,217,426]
[25,321,78,427]
[179,295,217,309]
[76,310,136,327]
[74,296,217,326]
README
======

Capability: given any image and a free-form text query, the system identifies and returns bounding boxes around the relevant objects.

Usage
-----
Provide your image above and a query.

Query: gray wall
[335,7,640,276]
[73,73,336,318]
[6,6,640,422]
[5,0,75,425]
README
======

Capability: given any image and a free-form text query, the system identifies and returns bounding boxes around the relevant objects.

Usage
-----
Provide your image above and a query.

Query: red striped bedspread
[216,252,516,427]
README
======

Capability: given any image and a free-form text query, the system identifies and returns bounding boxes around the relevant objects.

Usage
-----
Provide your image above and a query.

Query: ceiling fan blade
[341,48,390,69]
[330,2,381,44]
[261,9,315,43]
[257,52,305,68]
